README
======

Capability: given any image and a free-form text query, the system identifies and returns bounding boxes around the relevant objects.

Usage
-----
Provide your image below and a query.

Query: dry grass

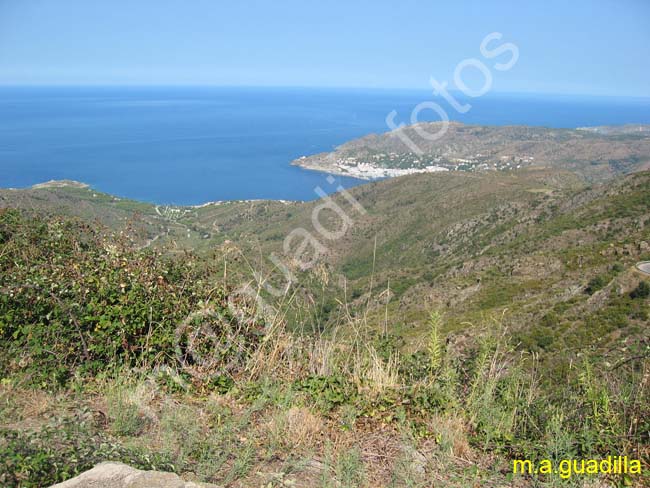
[0,383,55,429]
[356,429,404,485]
[245,319,307,381]
[2,377,623,488]
[426,414,472,461]
[264,406,324,452]
[354,346,401,397]
[307,336,341,377]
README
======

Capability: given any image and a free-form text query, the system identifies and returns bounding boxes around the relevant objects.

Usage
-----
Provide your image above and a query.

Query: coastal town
[295,151,537,179]
[291,122,650,180]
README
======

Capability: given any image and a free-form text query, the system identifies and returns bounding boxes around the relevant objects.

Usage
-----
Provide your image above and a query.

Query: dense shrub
[0,210,260,386]
[295,374,356,411]
[630,280,650,299]
[585,275,607,295]
[0,415,174,487]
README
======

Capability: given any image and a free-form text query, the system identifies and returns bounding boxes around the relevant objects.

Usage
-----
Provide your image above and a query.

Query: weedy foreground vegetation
[0,207,648,488]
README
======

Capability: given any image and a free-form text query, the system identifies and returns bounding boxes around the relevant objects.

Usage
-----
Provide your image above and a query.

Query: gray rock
[401,444,427,476]
[49,462,220,488]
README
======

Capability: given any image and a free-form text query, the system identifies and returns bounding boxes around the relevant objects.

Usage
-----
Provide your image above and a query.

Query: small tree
[585,275,607,295]
[630,281,650,299]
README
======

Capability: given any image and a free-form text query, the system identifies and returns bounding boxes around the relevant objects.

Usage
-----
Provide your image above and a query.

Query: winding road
[636,262,650,276]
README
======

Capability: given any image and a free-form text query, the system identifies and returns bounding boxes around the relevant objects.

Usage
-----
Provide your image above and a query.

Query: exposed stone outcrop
[49,463,220,488]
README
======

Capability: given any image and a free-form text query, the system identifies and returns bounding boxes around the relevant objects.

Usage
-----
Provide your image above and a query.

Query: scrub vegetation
[1,169,649,487]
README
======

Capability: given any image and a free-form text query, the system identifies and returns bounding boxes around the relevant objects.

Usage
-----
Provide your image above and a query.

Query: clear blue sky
[0,0,648,96]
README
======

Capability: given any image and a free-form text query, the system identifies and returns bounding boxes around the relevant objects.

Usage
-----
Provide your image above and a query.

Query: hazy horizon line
[1,83,649,101]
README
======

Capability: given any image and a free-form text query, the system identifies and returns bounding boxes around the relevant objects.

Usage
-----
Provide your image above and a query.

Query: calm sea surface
[1,86,649,204]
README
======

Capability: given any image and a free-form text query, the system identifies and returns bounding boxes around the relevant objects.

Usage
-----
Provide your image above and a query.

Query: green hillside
[1,169,649,487]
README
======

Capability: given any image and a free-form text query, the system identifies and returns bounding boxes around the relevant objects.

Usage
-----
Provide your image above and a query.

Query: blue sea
[1,86,649,205]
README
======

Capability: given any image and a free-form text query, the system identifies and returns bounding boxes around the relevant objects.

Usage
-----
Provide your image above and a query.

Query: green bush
[585,275,607,295]
[295,375,356,412]
[0,210,261,386]
[611,263,624,273]
[0,416,174,488]
[630,281,650,299]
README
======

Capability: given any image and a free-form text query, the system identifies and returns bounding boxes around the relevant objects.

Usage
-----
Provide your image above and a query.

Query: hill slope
[2,169,649,355]
[2,169,649,487]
